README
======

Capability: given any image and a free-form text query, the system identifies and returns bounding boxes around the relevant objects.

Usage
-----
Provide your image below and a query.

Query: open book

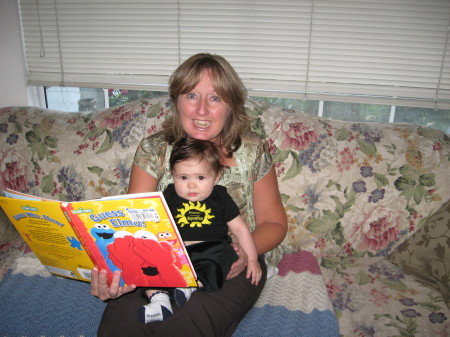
[0,189,197,288]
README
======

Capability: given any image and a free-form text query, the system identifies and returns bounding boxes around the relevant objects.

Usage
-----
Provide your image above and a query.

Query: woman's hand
[90,267,136,301]
[226,243,248,280]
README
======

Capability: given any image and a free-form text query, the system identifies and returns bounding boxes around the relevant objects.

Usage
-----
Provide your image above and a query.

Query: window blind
[19,0,450,108]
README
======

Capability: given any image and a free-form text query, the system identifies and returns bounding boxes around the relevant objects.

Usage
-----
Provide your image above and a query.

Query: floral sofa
[0,96,449,337]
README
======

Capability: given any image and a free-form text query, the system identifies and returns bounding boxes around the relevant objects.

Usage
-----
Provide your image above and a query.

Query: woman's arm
[251,166,288,255]
[127,163,158,193]
[227,166,287,279]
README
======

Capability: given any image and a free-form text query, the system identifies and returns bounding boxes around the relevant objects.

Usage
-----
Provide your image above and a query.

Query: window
[22,0,450,133]
[252,96,450,134]
[322,102,391,123]
[45,88,450,134]
[44,87,167,112]
[395,106,450,134]
[20,0,450,110]
[251,96,320,116]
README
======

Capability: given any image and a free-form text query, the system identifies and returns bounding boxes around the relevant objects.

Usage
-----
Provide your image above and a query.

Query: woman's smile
[193,119,211,129]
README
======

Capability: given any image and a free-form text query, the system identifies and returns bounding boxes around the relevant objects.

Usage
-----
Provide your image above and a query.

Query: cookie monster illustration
[90,223,118,273]
[107,230,188,287]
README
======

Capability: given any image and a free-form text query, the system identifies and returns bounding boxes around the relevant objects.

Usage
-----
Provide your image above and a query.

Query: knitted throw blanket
[234,250,340,336]
[0,250,339,336]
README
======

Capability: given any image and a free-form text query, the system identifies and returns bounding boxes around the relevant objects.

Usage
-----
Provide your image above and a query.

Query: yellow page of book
[0,197,94,281]
[68,195,197,287]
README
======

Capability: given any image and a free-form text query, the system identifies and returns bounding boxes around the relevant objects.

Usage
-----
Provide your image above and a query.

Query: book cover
[0,190,197,288]
[0,196,94,281]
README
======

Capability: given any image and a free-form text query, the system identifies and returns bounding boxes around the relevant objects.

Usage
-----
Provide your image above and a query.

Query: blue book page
[100,192,162,201]
[3,189,43,201]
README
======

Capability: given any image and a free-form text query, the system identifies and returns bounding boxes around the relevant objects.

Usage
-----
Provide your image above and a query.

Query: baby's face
[172,158,219,202]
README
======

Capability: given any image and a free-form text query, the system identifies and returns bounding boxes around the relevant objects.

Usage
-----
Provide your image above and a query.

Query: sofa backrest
[1,96,449,263]
[0,99,168,200]
[245,99,450,262]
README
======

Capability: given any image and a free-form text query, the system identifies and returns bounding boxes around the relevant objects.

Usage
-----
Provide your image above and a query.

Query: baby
[138,137,261,323]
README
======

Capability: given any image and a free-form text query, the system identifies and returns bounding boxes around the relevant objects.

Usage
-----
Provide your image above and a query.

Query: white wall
[0,0,28,107]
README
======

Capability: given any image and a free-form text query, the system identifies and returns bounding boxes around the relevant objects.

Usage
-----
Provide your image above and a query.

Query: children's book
[0,189,197,288]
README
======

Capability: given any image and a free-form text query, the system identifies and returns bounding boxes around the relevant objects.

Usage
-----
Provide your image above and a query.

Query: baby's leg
[174,281,203,306]
[137,289,172,323]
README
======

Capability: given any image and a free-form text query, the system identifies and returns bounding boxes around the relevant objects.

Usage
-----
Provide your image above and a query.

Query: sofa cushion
[321,256,449,336]
[0,208,19,243]
[386,199,450,307]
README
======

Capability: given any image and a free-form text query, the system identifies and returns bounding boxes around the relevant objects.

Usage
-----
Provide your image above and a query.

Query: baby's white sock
[174,287,197,307]
[137,291,173,323]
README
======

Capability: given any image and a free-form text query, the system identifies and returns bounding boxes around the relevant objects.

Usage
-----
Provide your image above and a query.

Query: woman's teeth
[194,120,211,128]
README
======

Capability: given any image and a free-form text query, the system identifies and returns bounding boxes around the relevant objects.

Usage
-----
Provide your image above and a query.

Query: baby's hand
[246,260,262,286]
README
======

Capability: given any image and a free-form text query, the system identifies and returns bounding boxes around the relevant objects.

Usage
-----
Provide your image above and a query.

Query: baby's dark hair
[169,138,225,176]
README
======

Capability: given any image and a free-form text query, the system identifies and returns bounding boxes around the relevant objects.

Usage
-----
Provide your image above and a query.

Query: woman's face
[176,70,231,143]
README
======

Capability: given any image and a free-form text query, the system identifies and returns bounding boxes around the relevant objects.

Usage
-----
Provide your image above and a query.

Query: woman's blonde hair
[163,53,250,155]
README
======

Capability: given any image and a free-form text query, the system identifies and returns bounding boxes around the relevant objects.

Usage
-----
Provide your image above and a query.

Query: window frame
[19,0,450,110]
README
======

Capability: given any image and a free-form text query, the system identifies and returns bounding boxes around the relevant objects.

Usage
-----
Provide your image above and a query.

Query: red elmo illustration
[107,231,187,287]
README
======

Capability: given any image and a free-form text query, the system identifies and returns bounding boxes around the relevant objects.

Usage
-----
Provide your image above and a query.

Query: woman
[91,53,287,337]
